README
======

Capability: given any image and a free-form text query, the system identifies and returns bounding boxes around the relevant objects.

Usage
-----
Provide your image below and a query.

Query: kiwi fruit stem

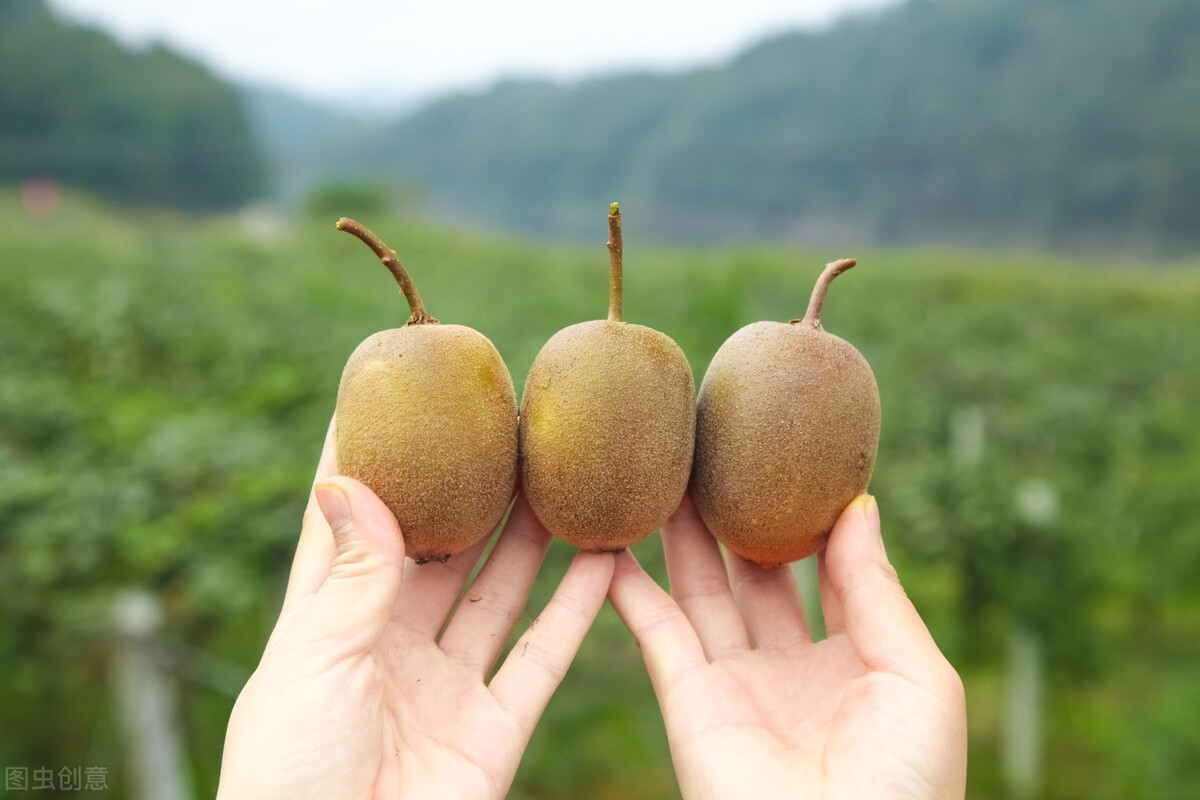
[796,257,856,330]
[336,217,439,326]
[607,202,623,322]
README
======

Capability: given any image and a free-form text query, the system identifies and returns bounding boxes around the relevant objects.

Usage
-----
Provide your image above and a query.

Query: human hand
[608,494,967,799]
[217,420,616,800]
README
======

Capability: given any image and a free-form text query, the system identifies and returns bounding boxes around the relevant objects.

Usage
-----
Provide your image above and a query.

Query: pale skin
[607,493,969,800]
[219,419,967,799]
[216,419,616,800]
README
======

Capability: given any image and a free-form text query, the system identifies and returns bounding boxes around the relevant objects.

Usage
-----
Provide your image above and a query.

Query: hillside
[345,0,1200,249]
[236,84,390,204]
[0,0,264,209]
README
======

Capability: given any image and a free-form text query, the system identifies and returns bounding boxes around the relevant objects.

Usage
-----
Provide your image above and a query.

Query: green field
[2,188,1198,798]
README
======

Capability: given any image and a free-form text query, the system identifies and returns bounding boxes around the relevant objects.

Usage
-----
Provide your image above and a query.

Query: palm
[370,631,530,798]
[609,495,967,800]
[220,422,614,800]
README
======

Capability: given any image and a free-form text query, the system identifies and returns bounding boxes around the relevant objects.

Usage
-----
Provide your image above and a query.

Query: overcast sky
[46,0,902,108]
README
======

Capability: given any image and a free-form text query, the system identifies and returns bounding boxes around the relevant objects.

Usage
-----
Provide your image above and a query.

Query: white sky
[46,0,902,108]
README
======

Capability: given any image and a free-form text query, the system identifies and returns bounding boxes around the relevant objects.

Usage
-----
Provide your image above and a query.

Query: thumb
[824,495,945,680]
[308,477,406,644]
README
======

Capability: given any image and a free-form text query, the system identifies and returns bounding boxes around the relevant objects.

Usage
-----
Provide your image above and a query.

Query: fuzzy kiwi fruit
[519,204,695,552]
[333,218,518,563]
[691,258,880,566]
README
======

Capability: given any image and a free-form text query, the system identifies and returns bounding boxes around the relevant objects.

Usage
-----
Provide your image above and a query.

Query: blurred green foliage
[0,0,264,209]
[1,189,1198,798]
[301,178,426,224]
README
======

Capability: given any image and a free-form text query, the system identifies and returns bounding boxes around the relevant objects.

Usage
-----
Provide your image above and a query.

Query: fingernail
[315,481,352,531]
[862,494,881,539]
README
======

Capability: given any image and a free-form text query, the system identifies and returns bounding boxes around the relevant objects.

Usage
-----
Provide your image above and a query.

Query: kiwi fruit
[333,218,518,563]
[691,258,880,566]
[519,204,695,552]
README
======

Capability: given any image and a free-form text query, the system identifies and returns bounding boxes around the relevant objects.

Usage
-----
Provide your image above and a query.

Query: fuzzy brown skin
[519,320,696,551]
[336,324,518,562]
[691,321,880,565]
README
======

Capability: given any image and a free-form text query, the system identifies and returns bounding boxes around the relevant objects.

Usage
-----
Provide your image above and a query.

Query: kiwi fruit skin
[519,319,696,552]
[336,323,518,562]
[691,319,880,566]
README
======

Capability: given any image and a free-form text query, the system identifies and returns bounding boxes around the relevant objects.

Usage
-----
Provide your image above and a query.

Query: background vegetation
[330,0,1200,249]
[0,0,263,209]
[3,0,1200,796]
[9,0,1200,250]
[1,190,1197,798]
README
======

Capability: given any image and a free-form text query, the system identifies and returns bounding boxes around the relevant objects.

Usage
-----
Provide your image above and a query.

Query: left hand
[217,418,616,799]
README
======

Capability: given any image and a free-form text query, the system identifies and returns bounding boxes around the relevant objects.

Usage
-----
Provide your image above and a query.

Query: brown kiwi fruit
[691,258,880,566]
[333,218,518,563]
[519,204,695,552]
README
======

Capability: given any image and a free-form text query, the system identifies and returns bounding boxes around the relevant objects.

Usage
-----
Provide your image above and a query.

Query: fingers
[607,549,707,691]
[302,476,406,653]
[394,534,494,640]
[311,414,340,484]
[662,496,750,659]
[439,493,554,672]
[822,495,946,680]
[489,550,615,734]
[396,483,524,639]
[817,551,845,636]
[727,556,810,650]
[282,415,340,613]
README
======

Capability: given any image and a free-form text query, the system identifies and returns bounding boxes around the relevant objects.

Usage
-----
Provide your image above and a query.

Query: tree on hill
[0,0,265,210]
[356,0,1200,249]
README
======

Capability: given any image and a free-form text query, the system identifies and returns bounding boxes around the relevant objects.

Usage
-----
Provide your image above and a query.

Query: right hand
[608,493,968,799]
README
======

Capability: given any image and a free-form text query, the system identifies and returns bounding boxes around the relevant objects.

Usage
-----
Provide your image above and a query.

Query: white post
[1005,478,1059,800]
[950,405,986,468]
[111,591,193,800]
[1003,624,1043,800]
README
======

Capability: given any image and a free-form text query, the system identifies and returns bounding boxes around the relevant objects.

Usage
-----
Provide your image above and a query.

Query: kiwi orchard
[1,191,1198,799]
